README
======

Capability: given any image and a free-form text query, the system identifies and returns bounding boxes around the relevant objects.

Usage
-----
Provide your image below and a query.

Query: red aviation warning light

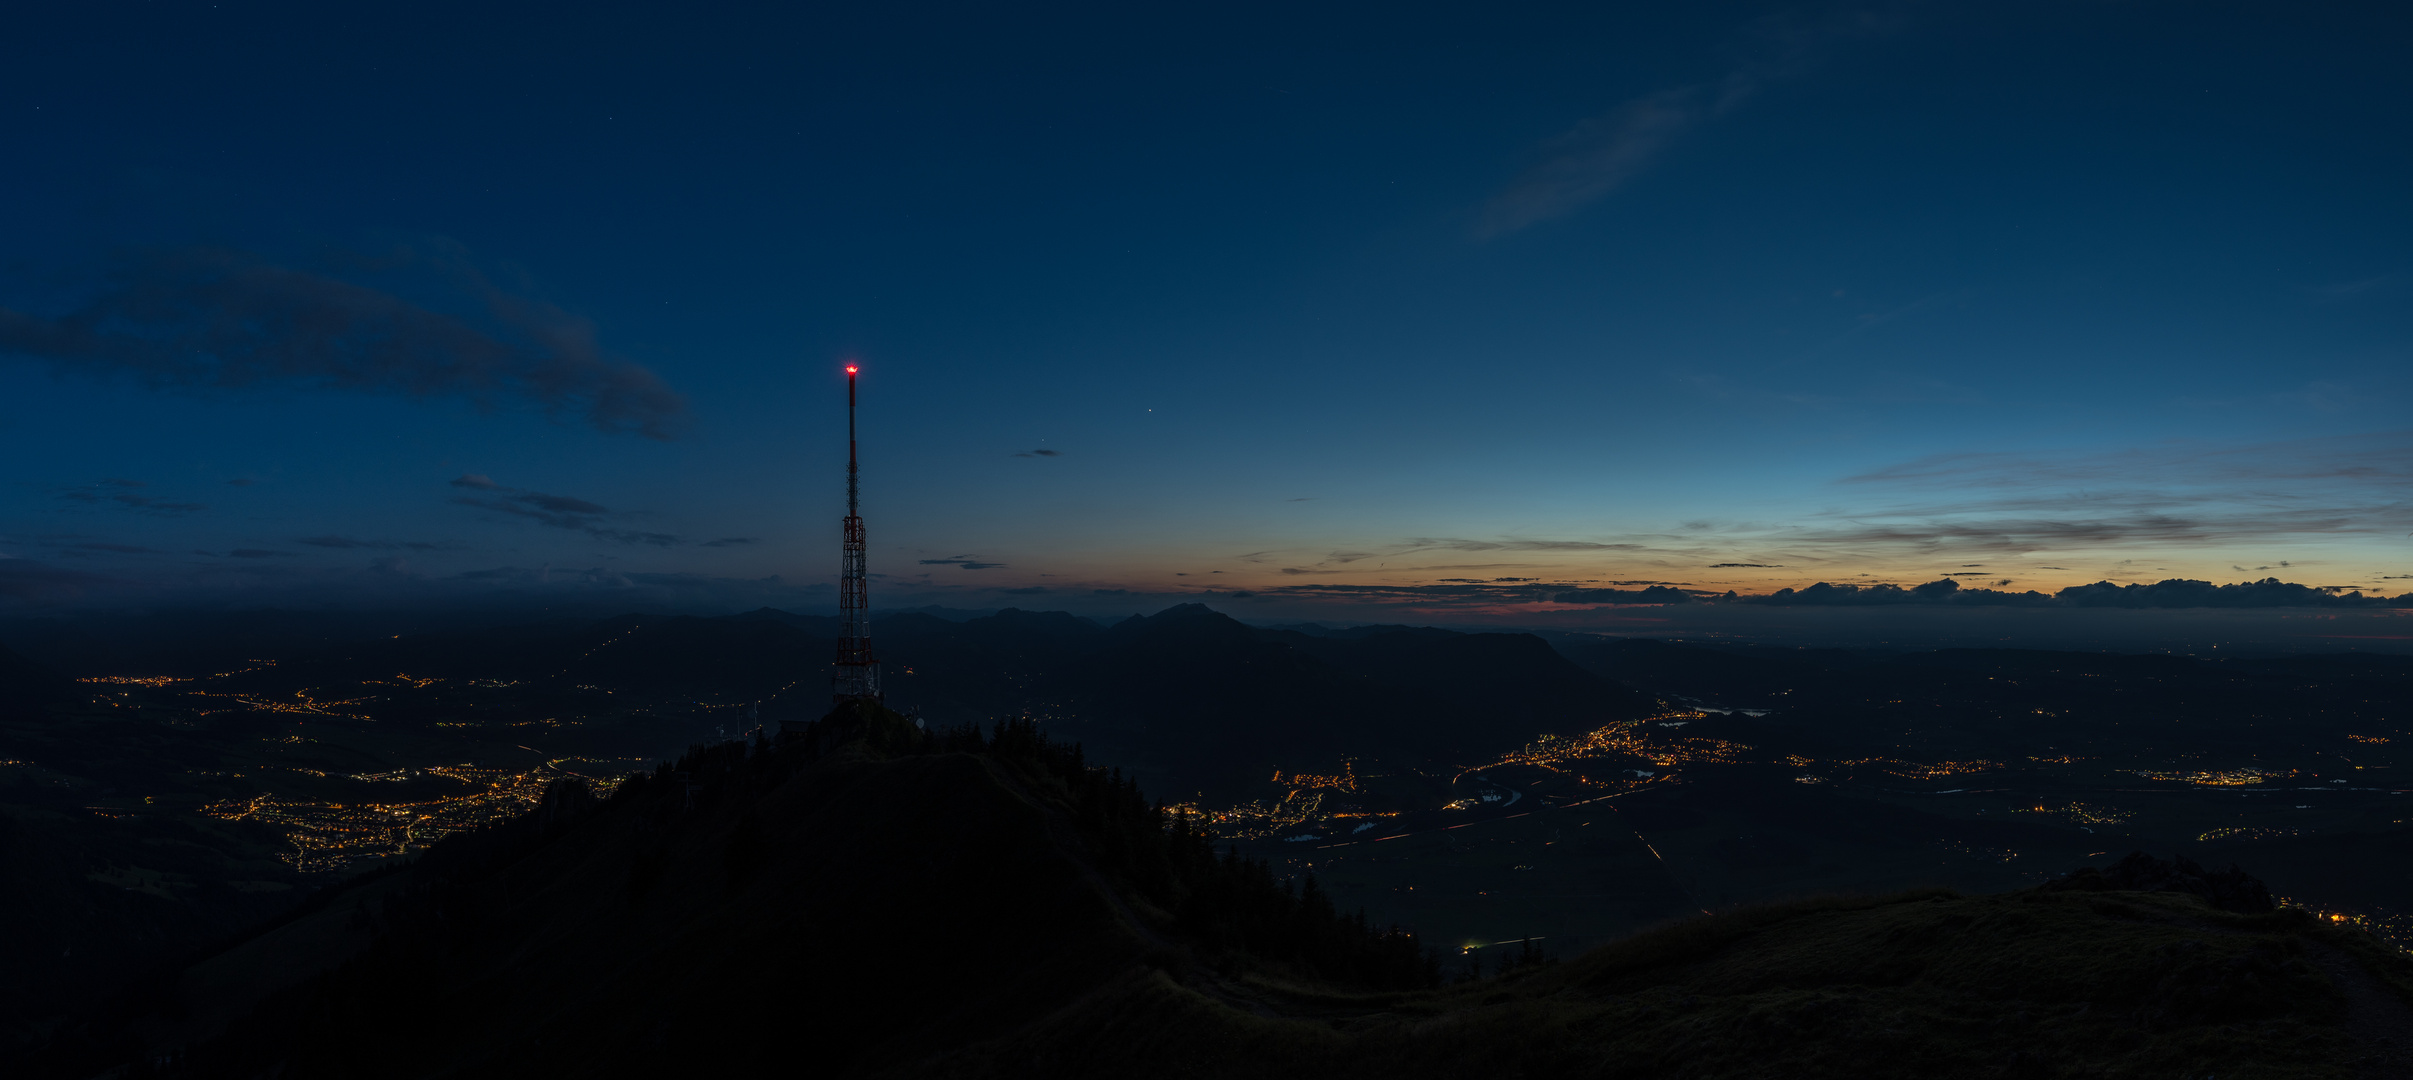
[846,364,857,374]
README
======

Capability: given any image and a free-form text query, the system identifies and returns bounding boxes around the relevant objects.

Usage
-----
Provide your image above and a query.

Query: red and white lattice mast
[833,363,881,703]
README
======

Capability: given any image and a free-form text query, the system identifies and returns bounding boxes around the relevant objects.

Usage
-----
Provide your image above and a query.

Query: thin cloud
[593,530,680,549]
[921,555,1006,570]
[299,535,381,549]
[0,246,688,438]
[701,537,759,548]
[1213,440,2413,580]
[58,479,206,515]
[453,494,597,530]
[587,528,679,547]
[111,493,206,514]
[1802,432,2413,559]
[1475,85,1735,238]
[1012,448,1063,458]
[514,492,608,515]
[1257,580,1689,608]
[2303,274,2405,305]
[1839,432,2413,489]
[1783,513,2361,552]
[0,560,115,602]
[1472,10,1897,239]
[1259,537,1641,575]
[1400,563,1564,572]
[448,475,676,546]
[1398,537,1640,554]
[297,535,445,551]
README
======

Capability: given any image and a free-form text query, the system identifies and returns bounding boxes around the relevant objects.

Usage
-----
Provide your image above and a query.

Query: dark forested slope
[36,703,1428,1078]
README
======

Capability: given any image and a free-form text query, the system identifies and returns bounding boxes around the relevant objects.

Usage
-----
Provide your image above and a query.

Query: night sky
[3,2,2409,621]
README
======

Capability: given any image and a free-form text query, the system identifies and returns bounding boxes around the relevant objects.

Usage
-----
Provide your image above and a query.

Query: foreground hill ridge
[29,702,2413,1080]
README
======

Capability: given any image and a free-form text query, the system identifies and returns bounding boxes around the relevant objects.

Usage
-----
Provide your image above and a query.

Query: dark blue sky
[3,1,2408,619]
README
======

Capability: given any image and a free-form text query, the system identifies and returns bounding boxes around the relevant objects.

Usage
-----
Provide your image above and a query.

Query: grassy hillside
[933,889,2410,1080]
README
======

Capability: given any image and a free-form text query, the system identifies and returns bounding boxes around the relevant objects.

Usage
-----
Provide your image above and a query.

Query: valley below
[5,602,2413,1076]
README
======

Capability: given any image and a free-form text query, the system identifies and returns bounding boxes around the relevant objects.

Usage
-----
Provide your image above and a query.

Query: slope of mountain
[27,704,1431,1077]
[30,705,2413,1080]
[0,646,306,1024]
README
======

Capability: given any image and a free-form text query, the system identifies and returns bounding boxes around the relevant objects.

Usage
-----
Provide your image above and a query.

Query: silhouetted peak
[1109,603,1260,650]
[1152,602,1219,619]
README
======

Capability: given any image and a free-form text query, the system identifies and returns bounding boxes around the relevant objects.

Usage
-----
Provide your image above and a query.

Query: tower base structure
[832,661,881,705]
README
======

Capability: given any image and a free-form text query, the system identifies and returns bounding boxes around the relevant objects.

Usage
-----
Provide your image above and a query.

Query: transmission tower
[833,363,881,703]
